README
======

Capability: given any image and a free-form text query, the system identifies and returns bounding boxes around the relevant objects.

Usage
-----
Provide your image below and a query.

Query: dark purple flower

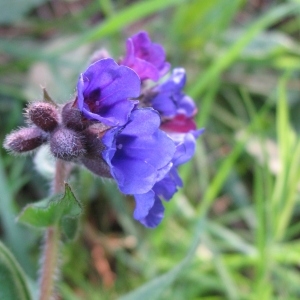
[121,31,170,82]
[101,108,176,195]
[77,58,141,126]
[151,68,197,119]
[133,129,204,228]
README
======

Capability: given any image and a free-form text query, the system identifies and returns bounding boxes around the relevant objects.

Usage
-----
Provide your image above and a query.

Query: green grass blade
[0,241,32,300]
[190,3,300,98]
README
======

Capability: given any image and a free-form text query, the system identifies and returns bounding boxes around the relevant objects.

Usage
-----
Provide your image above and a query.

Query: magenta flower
[160,114,197,133]
[77,58,141,126]
[121,31,170,81]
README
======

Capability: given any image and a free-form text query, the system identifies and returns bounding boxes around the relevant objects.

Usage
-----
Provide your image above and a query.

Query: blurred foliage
[2,0,300,299]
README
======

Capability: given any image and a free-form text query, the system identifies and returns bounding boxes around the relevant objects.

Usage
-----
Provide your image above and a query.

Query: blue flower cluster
[4,31,203,228]
[76,31,203,227]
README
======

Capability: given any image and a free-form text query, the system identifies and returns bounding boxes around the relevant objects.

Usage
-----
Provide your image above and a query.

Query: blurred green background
[1,0,300,299]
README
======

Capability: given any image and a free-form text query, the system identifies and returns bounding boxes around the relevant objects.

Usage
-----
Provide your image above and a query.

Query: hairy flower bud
[50,127,85,161]
[82,123,109,158]
[61,101,93,132]
[81,157,112,178]
[3,127,47,154]
[27,102,59,132]
[78,123,112,178]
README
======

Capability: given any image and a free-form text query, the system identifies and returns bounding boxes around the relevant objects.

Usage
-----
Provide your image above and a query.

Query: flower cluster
[4,31,203,228]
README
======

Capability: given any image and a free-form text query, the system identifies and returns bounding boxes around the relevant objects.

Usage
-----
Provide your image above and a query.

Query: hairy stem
[38,159,70,300]
[38,226,60,300]
[52,159,70,195]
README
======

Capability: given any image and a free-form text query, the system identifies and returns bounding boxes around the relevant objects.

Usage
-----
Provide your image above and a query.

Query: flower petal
[121,31,170,81]
[151,68,197,119]
[135,193,165,228]
[153,167,182,201]
[102,109,176,194]
[77,58,141,126]
[133,190,156,220]
[110,157,157,194]
[172,129,204,166]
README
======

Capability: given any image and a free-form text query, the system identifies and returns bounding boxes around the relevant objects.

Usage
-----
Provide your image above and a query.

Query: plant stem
[39,226,60,300]
[38,159,70,300]
[52,159,70,195]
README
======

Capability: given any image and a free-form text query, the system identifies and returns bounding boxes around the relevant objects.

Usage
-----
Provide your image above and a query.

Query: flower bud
[82,123,109,158]
[81,157,112,178]
[27,102,59,132]
[61,101,92,132]
[50,127,85,161]
[3,127,47,154]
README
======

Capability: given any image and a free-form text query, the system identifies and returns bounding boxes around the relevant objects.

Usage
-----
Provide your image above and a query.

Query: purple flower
[77,58,141,126]
[134,192,164,228]
[121,31,170,82]
[151,68,197,119]
[170,129,204,167]
[101,108,176,195]
[133,129,204,228]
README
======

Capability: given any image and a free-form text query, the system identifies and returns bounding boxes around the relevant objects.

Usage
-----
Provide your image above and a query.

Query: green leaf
[190,2,300,98]
[61,217,80,241]
[0,154,36,277]
[17,183,82,239]
[0,241,32,300]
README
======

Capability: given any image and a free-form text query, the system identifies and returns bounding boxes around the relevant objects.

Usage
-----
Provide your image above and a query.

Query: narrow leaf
[0,241,32,300]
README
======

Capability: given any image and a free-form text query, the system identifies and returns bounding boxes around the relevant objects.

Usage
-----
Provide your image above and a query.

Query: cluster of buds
[4,95,112,177]
[4,31,203,228]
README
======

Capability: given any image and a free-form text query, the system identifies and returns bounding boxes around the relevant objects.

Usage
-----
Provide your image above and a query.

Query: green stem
[38,159,69,300]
